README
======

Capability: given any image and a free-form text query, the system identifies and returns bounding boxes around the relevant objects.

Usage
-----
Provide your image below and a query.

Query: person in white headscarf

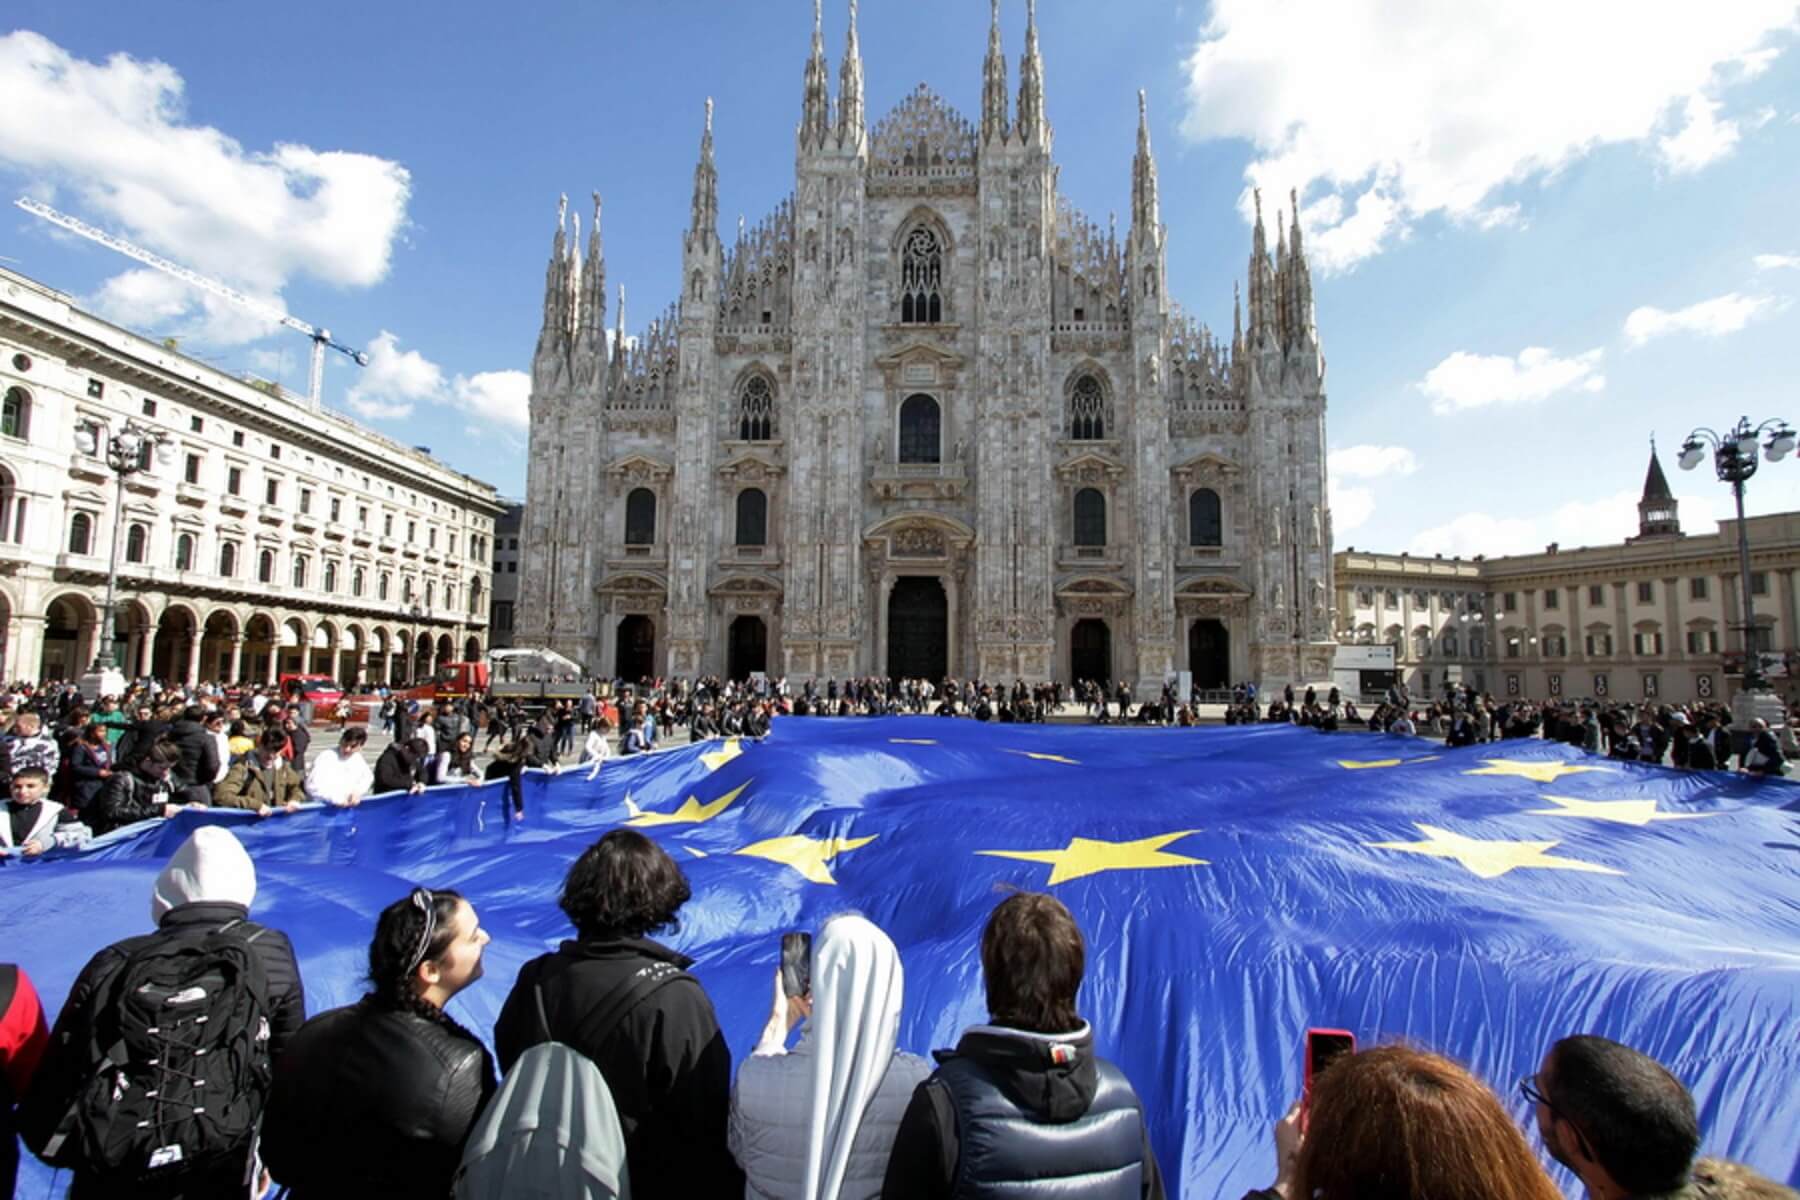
[729,913,929,1200]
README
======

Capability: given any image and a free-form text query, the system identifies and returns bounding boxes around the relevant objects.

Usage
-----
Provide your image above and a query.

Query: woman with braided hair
[262,888,496,1199]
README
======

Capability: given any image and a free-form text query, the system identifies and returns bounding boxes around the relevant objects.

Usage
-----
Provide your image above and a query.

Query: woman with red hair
[1247,1044,1563,1200]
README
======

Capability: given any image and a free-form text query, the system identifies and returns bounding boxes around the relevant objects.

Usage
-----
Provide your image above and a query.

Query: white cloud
[0,31,410,342]
[1657,93,1741,173]
[340,333,528,430]
[1328,480,1375,535]
[1753,253,1800,271]
[1330,444,1418,480]
[344,330,441,421]
[451,370,531,430]
[1419,347,1606,415]
[1179,1,1799,270]
[1407,488,1724,558]
[86,267,282,346]
[1622,292,1781,345]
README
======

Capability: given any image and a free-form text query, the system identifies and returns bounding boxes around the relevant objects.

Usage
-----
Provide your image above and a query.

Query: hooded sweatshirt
[17,827,308,1184]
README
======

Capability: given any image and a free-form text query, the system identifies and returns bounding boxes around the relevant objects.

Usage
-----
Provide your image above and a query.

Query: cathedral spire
[534,194,573,369]
[1247,188,1277,347]
[576,192,607,364]
[836,0,866,149]
[801,0,831,149]
[982,0,1010,143]
[610,283,628,377]
[689,98,718,244]
[1131,89,1160,235]
[1289,187,1316,345]
[1017,0,1048,145]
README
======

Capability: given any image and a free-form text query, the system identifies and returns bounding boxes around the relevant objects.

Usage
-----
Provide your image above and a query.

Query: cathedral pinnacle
[982,0,1010,143]
[1131,89,1160,235]
[689,98,718,243]
[801,0,831,149]
[1017,0,1047,145]
[836,0,866,149]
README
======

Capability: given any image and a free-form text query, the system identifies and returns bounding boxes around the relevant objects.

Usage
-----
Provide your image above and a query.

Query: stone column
[227,635,244,684]
[12,614,45,685]
[137,629,156,680]
[77,620,100,676]
[184,637,201,689]
[1663,576,1683,663]
[264,640,278,685]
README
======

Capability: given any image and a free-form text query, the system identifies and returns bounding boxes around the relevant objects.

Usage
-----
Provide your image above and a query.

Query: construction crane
[14,196,369,408]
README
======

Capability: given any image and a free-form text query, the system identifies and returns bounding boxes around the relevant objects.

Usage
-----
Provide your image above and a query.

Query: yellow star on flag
[1526,795,1710,828]
[733,834,878,884]
[1338,755,1442,770]
[699,738,744,771]
[977,830,1208,886]
[625,781,750,828]
[1003,749,1081,765]
[1366,823,1622,879]
[889,738,937,745]
[1464,759,1611,784]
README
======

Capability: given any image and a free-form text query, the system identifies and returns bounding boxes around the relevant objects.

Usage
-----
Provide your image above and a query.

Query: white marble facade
[519,1,1335,690]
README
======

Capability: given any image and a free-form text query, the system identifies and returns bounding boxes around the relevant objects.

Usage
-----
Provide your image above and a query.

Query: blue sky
[4,1,1798,556]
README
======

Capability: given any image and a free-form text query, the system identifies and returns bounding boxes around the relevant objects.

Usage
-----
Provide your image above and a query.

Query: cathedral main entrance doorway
[1070,618,1112,686]
[616,615,655,683]
[1188,619,1229,689]
[887,576,947,681]
[728,615,768,681]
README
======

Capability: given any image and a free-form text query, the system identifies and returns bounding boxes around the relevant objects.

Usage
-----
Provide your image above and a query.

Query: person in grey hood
[20,826,306,1198]
[880,892,1164,1200]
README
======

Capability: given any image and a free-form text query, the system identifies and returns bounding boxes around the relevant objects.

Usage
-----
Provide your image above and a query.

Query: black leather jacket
[263,999,496,1200]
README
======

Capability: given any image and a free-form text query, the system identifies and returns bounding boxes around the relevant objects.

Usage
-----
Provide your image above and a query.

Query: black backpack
[33,920,275,1185]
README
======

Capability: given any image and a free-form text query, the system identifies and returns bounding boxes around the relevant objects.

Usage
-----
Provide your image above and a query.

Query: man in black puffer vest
[882,891,1165,1199]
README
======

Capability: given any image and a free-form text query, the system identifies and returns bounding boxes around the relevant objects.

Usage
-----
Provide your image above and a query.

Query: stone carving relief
[891,527,947,557]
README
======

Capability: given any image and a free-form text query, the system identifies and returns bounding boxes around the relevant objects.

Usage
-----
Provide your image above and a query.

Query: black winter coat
[88,768,177,836]
[493,936,743,1200]
[373,743,424,794]
[263,999,496,1200]
[165,719,221,792]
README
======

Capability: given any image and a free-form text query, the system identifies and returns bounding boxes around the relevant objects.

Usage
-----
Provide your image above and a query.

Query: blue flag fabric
[5,718,1798,1199]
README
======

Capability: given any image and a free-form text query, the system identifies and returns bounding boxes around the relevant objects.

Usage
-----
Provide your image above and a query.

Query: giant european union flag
[5,719,1798,1198]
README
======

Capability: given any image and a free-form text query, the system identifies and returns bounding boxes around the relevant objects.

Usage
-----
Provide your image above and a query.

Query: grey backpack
[455,975,665,1200]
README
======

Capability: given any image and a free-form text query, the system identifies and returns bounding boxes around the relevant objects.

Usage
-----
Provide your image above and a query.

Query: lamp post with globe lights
[1677,417,1795,725]
[73,418,174,697]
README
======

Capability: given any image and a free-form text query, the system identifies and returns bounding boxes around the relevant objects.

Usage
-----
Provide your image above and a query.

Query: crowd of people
[1,824,1790,1199]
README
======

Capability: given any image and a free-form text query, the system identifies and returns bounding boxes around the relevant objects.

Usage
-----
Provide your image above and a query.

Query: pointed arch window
[737,375,775,441]
[625,488,657,545]
[1189,488,1222,547]
[735,488,768,547]
[898,394,941,464]
[1068,374,1107,439]
[1073,488,1107,547]
[899,226,943,324]
[125,522,149,564]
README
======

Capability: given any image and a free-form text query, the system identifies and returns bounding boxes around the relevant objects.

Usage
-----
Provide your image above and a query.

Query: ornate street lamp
[1678,416,1794,703]
[73,418,173,696]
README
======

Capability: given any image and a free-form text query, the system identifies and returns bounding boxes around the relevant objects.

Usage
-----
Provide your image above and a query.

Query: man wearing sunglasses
[1521,1036,1700,1200]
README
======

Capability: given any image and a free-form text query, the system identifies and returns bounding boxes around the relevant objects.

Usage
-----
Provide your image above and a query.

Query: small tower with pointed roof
[1634,441,1683,539]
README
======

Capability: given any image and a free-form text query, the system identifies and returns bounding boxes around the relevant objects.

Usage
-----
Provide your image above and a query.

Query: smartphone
[1303,1028,1356,1125]
[780,931,813,998]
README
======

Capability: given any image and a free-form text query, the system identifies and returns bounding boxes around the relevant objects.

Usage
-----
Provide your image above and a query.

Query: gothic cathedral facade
[519,2,1336,691]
